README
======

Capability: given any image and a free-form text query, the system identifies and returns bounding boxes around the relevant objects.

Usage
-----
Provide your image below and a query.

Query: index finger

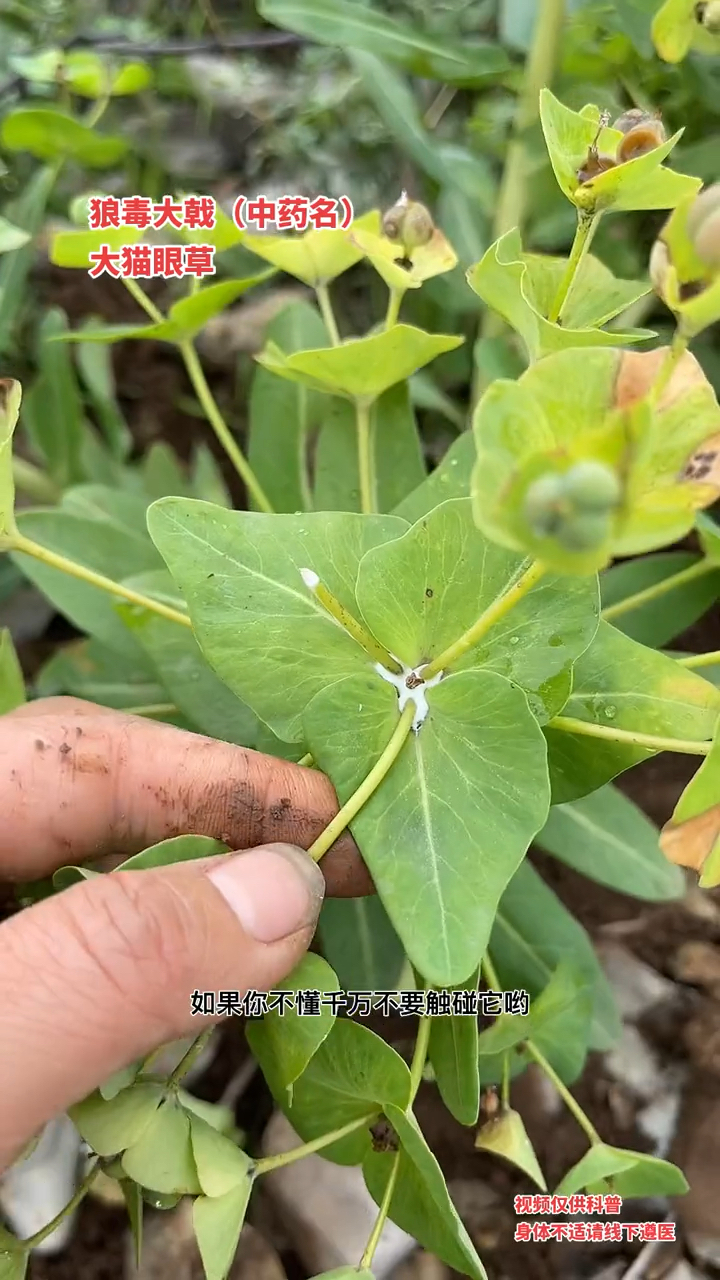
[0,699,372,896]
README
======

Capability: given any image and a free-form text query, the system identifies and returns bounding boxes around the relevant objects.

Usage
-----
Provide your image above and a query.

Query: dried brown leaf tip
[614,347,709,412]
[660,807,720,873]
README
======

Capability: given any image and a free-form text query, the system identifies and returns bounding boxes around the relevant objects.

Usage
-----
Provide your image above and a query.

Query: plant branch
[548,211,601,324]
[549,714,712,756]
[123,276,164,324]
[360,1148,402,1271]
[385,287,404,330]
[180,341,274,513]
[602,558,714,622]
[422,560,546,681]
[256,1112,377,1174]
[167,1028,215,1088]
[308,700,416,863]
[300,569,402,673]
[10,534,193,628]
[22,1160,101,1249]
[356,398,377,514]
[315,283,341,346]
[525,1041,602,1145]
[679,649,720,669]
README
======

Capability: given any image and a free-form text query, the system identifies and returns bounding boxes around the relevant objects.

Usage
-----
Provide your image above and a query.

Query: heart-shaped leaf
[240,209,380,286]
[356,497,600,723]
[193,1181,253,1280]
[1,109,127,166]
[188,1113,254,1198]
[147,500,407,742]
[475,1108,546,1190]
[69,1083,163,1156]
[546,621,720,802]
[467,229,652,361]
[364,1105,486,1279]
[246,954,339,1099]
[121,1098,202,1194]
[304,668,550,986]
[555,1143,688,1198]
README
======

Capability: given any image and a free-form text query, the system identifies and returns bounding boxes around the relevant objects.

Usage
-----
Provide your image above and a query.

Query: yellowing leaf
[241,209,380,286]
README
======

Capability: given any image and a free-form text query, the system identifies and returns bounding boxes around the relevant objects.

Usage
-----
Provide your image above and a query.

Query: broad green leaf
[304,668,550,986]
[121,569,259,746]
[248,300,328,512]
[259,0,508,84]
[122,1098,202,1194]
[256,324,464,404]
[475,1108,546,1190]
[0,219,30,254]
[0,380,21,542]
[394,431,475,523]
[76,330,132,460]
[555,1143,688,1198]
[188,1113,253,1199]
[601,552,720,647]
[69,1084,163,1156]
[1,109,127,167]
[24,308,86,486]
[538,784,685,901]
[546,621,720,802]
[364,1106,486,1279]
[241,209,380,287]
[477,962,592,1084]
[314,383,427,513]
[12,509,162,660]
[661,716,720,886]
[193,1182,253,1280]
[246,954,339,1098]
[0,629,25,713]
[50,224,145,269]
[428,972,480,1126]
[0,166,56,357]
[467,229,652,361]
[319,896,405,990]
[276,1019,411,1165]
[100,1064,140,1101]
[0,1250,27,1280]
[147,500,407,742]
[491,860,621,1051]
[35,636,165,710]
[118,835,229,873]
[356,498,599,723]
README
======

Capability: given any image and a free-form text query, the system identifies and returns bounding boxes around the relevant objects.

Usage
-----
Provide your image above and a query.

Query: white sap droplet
[374,661,444,732]
[300,567,319,590]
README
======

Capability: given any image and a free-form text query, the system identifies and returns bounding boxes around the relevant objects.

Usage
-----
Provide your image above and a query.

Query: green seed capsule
[382,192,434,250]
[563,461,621,512]
[557,511,611,551]
[523,473,567,537]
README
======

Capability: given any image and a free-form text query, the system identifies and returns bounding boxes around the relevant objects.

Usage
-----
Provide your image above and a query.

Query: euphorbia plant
[1,78,720,1280]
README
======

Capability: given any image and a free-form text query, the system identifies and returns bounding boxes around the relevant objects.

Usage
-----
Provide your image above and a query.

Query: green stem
[360,1149,402,1271]
[167,1028,214,1088]
[409,1013,431,1099]
[525,1041,602,1145]
[548,211,601,324]
[10,533,193,629]
[123,703,178,718]
[679,649,720,669]
[179,341,273,513]
[308,700,416,863]
[255,1112,377,1174]
[123,276,164,324]
[385,287,404,330]
[550,714,712,756]
[22,1160,101,1249]
[316,283,341,346]
[302,570,402,674]
[356,398,376,514]
[651,329,690,404]
[602,558,714,623]
[12,457,61,504]
[501,1052,511,1110]
[422,560,546,681]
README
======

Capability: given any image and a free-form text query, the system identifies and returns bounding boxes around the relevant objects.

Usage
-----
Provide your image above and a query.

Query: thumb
[0,844,324,1171]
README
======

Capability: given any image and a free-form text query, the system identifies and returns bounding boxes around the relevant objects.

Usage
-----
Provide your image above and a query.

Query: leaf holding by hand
[363,1106,486,1279]
[246,954,339,1098]
[304,668,550,986]
[69,1083,164,1156]
[147,500,407,742]
[121,1098,202,1194]
[356,498,599,723]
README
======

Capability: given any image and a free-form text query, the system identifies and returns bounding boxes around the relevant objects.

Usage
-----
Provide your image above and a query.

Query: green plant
[1,7,720,1280]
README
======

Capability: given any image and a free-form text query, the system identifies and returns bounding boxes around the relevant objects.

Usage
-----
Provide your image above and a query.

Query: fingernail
[207,843,325,943]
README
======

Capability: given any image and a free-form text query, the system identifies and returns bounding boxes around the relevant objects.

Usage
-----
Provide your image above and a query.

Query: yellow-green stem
[603,557,714,622]
[679,649,720,669]
[550,714,712,756]
[123,703,178,718]
[525,1041,602,1145]
[316,283,341,346]
[304,572,402,674]
[180,341,273,513]
[167,1028,215,1087]
[422,560,546,681]
[360,1149,402,1271]
[23,1161,101,1249]
[10,534,193,628]
[308,700,415,863]
[356,398,376,514]
[651,330,690,403]
[123,275,164,324]
[409,1013,431,1099]
[256,1112,377,1175]
[385,287,404,329]
[548,211,601,324]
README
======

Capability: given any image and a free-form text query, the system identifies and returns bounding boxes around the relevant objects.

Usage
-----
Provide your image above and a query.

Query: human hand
[0,697,369,1172]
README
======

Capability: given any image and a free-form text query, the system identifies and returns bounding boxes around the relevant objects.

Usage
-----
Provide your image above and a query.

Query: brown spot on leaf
[682,433,720,489]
